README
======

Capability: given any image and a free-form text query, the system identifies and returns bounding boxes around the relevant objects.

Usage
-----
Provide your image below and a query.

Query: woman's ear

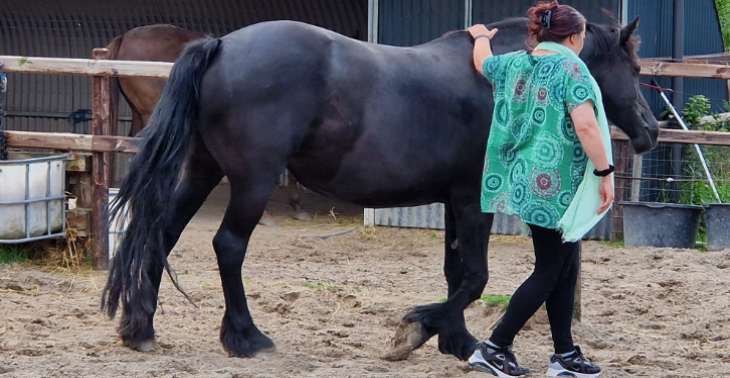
[569,33,578,45]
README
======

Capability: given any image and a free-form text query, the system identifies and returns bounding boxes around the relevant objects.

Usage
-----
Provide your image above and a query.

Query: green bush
[673,95,730,240]
[716,0,730,51]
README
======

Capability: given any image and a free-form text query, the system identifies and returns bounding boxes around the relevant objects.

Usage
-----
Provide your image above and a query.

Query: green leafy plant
[673,95,730,241]
[716,0,730,51]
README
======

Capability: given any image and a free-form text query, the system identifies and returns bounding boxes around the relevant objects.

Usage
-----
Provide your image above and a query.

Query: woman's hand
[468,24,498,40]
[597,176,614,215]
[468,25,498,73]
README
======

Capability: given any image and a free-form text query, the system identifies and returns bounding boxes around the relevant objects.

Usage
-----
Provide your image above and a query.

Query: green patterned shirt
[480,51,598,229]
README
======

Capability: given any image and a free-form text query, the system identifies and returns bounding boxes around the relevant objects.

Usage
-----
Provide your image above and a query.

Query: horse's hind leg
[288,190,310,221]
[212,169,279,358]
[120,132,224,351]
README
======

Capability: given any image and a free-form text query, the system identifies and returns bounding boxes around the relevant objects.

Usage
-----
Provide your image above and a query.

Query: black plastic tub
[704,203,730,251]
[620,201,702,249]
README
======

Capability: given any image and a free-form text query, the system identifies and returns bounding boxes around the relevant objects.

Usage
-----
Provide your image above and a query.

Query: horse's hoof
[292,211,311,221]
[258,212,277,227]
[253,346,278,359]
[381,319,426,361]
[124,338,156,352]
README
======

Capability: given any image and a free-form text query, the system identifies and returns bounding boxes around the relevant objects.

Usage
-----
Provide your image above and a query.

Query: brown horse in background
[106,24,328,225]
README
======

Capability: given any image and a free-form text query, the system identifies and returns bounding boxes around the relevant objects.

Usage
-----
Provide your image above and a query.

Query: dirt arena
[1,184,729,377]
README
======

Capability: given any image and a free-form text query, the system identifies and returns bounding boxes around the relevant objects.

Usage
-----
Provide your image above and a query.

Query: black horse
[102,15,657,361]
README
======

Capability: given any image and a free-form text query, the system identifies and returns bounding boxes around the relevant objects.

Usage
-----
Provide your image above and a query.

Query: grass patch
[301,281,342,291]
[599,239,624,248]
[478,294,579,317]
[0,244,30,264]
[480,294,512,311]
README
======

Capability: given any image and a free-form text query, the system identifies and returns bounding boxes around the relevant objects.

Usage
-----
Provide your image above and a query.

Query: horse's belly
[290,166,448,208]
[288,140,466,208]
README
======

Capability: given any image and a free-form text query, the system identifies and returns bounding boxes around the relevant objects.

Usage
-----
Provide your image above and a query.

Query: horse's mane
[585,22,641,61]
[442,16,641,62]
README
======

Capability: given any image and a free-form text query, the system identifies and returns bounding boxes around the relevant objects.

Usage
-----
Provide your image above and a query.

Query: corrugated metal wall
[472,0,620,25]
[374,202,529,236]
[1,0,366,183]
[0,0,367,135]
[377,0,465,46]
[627,0,727,202]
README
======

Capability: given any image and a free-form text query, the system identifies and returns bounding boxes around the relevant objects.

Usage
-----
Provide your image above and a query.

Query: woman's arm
[569,102,610,172]
[467,25,499,74]
[570,101,614,214]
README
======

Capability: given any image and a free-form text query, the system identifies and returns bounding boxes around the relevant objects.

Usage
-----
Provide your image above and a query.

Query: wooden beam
[5,130,140,153]
[642,52,730,64]
[0,54,728,81]
[639,61,730,79]
[611,126,730,146]
[91,48,112,271]
[0,55,172,78]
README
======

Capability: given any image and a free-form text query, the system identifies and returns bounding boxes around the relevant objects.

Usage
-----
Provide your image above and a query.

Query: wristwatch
[593,165,615,177]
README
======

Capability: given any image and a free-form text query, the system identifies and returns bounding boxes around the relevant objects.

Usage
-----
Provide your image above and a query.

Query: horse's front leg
[384,197,493,361]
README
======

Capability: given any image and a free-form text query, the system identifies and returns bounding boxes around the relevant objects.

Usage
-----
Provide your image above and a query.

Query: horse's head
[581,16,659,154]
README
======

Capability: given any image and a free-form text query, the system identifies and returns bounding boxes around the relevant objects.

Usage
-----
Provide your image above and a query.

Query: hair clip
[541,10,553,29]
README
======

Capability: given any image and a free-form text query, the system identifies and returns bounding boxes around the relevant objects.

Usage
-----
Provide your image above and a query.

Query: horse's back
[115,24,205,62]
[199,20,493,206]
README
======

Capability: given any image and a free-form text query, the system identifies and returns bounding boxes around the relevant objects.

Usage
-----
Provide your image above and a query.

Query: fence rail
[5,130,140,153]
[0,55,172,78]
[3,54,729,80]
[2,52,730,269]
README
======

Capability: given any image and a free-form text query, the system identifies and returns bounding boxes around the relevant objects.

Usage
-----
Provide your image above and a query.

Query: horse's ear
[620,16,640,45]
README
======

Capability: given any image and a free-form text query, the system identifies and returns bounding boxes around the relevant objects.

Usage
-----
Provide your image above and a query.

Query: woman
[466,1,614,378]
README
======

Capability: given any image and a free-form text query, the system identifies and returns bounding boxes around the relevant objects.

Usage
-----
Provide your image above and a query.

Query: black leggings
[489,223,580,354]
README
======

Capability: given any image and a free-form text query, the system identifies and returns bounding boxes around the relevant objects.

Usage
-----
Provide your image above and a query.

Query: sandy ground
[1,184,730,378]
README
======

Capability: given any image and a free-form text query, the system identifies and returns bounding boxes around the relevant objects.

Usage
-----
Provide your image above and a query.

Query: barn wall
[472,0,620,25]
[1,0,366,133]
[0,0,366,182]
[377,0,465,46]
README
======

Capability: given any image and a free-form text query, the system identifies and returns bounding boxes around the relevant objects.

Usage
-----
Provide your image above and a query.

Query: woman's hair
[527,1,586,43]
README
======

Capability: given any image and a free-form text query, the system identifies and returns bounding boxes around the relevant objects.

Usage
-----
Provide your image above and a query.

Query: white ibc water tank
[108,188,130,260]
[0,153,67,242]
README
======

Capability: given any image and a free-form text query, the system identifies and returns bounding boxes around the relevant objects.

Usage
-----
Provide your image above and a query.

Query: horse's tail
[101,37,222,320]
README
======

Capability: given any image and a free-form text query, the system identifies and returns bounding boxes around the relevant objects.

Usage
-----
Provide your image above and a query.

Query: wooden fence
[2,52,730,269]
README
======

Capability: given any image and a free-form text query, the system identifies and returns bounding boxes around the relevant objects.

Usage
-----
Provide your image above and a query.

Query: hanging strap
[0,70,8,160]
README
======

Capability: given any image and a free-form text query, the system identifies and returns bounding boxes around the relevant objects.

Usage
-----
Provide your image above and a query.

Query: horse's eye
[634,65,641,75]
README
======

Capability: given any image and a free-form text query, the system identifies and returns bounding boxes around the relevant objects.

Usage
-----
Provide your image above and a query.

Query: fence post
[611,140,631,242]
[92,48,112,270]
